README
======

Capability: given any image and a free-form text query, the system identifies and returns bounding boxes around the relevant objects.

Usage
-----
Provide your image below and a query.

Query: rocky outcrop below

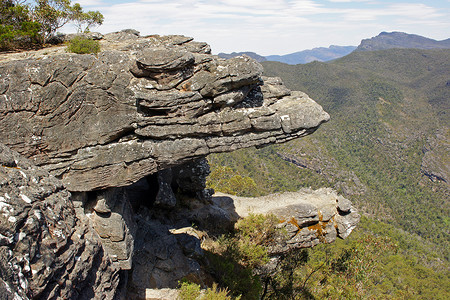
[0,30,357,298]
[0,143,119,299]
[214,188,360,250]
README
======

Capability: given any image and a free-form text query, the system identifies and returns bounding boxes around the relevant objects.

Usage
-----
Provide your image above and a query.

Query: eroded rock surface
[0,143,119,299]
[0,30,329,193]
[0,30,355,299]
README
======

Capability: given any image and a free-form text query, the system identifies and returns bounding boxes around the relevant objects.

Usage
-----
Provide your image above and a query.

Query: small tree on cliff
[71,2,104,33]
[0,0,104,50]
[0,0,41,50]
[32,0,104,42]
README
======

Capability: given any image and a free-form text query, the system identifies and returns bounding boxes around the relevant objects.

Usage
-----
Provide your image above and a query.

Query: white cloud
[61,0,450,55]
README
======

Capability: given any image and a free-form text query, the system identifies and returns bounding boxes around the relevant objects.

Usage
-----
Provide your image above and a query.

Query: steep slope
[207,48,450,297]
[266,49,450,247]
[356,31,450,51]
[210,48,449,255]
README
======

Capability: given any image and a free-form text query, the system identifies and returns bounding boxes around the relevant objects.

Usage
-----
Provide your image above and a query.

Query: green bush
[235,213,281,245]
[0,1,42,50]
[178,281,201,300]
[0,0,104,51]
[206,165,258,197]
[202,214,287,299]
[66,36,100,54]
[205,251,261,300]
[178,281,241,300]
[203,283,239,300]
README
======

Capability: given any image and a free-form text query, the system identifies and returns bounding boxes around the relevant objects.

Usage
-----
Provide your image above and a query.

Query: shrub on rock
[66,35,100,54]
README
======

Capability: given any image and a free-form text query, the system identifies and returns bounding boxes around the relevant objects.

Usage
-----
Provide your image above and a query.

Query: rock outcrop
[0,31,329,193]
[0,30,357,298]
[421,128,449,184]
[0,143,119,299]
[214,188,360,251]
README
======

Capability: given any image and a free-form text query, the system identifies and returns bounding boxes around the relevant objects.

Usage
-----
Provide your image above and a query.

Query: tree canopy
[0,0,104,50]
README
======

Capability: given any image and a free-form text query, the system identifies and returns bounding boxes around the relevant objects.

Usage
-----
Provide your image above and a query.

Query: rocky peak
[356,31,450,51]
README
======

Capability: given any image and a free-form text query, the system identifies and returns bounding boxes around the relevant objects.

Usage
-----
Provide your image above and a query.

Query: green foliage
[178,281,201,300]
[178,282,240,300]
[0,0,104,50]
[33,0,103,42]
[262,233,398,299]
[71,2,103,33]
[205,250,261,300]
[205,214,285,299]
[261,250,310,299]
[33,0,72,42]
[0,0,41,50]
[206,165,258,197]
[235,213,281,246]
[207,146,330,197]
[66,35,100,54]
[203,283,240,300]
[233,214,285,269]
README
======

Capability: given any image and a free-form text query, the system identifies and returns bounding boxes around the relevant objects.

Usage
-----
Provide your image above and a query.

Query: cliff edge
[0,30,358,299]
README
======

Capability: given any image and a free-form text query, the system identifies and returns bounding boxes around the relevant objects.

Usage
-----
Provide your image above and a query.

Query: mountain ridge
[356,31,450,51]
[265,45,357,64]
[218,45,357,65]
[218,31,450,65]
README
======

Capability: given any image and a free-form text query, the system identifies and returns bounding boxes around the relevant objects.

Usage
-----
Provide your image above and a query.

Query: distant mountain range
[218,32,450,65]
[265,45,356,64]
[218,45,356,64]
[356,31,450,51]
[217,51,267,62]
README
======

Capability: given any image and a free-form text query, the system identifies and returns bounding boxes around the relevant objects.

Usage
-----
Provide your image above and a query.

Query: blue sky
[68,1,450,55]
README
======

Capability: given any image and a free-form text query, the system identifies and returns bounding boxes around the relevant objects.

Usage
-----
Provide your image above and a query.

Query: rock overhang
[0,32,329,193]
[0,31,358,297]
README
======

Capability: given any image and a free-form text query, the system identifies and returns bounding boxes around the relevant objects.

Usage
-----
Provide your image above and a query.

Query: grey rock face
[74,188,137,270]
[0,34,329,193]
[0,143,119,299]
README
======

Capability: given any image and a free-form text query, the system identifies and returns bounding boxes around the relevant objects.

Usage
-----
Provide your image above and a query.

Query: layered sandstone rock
[0,30,357,298]
[0,143,119,299]
[0,30,329,193]
[214,188,360,251]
